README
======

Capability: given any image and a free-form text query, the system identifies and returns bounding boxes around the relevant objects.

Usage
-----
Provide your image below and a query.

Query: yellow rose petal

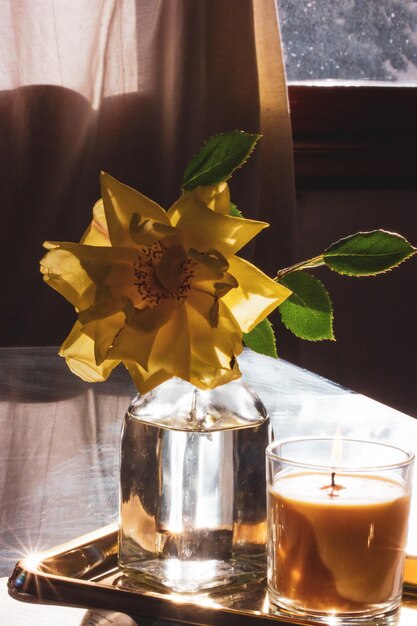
[78,294,126,324]
[189,354,242,390]
[80,200,110,246]
[167,190,268,257]
[106,318,159,370]
[147,305,191,379]
[40,246,96,310]
[195,183,231,215]
[101,172,169,247]
[124,298,182,333]
[222,256,292,333]
[59,321,120,382]
[42,241,143,308]
[80,312,126,366]
[189,248,229,282]
[125,362,171,396]
[186,290,243,371]
[124,306,191,394]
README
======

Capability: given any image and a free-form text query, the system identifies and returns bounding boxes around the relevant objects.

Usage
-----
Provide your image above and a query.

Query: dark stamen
[133,242,193,308]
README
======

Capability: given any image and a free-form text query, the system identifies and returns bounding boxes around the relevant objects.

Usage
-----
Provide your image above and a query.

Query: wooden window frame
[288,85,417,189]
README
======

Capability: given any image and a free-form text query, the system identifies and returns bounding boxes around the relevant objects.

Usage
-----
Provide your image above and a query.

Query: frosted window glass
[277,0,417,84]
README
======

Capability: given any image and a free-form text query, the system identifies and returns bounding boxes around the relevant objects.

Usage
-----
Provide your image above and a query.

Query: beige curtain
[0,0,296,347]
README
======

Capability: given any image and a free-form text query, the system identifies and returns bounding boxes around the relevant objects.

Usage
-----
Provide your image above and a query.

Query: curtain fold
[252,0,297,274]
[0,0,297,347]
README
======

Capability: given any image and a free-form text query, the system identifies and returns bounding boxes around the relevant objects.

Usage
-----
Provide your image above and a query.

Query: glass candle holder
[266,437,414,624]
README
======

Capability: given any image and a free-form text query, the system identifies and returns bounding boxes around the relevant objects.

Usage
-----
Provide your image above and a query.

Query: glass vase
[118,377,270,593]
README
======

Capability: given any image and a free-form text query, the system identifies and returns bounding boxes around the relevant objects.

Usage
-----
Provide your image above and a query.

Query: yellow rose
[40,174,290,392]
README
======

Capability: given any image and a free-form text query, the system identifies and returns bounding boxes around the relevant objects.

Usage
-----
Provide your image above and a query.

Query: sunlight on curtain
[252,0,296,273]
[1,0,297,352]
[0,0,138,109]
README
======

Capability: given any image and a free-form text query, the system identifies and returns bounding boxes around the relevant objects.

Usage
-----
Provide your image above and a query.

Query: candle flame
[319,429,346,498]
[331,427,343,468]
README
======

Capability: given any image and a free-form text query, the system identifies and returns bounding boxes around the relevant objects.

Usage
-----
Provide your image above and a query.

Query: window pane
[277,0,417,83]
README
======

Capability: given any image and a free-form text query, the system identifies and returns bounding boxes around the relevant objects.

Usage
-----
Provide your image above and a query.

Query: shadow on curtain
[0,0,298,359]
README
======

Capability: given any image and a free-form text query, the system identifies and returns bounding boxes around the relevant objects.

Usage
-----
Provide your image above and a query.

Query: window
[278,0,417,83]
[276,0,417,187]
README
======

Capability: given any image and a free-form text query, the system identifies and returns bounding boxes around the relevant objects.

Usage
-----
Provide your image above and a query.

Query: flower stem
[275,255,324,281]
[188,387,199,426]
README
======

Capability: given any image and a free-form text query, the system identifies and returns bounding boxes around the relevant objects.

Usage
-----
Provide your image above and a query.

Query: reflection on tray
[7,525,417,626]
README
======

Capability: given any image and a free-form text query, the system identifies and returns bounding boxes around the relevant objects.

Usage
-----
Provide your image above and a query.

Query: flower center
[133,242,194,308]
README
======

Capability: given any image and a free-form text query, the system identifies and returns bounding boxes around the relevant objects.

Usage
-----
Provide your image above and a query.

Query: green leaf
[323,230,416,276]
[229,203,243,217]
[182,131,261,191]
[243,318,277,358]
[278,272,334,341]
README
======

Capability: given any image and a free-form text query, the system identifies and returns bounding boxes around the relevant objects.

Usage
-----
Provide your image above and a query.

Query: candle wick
[320,471,345,497]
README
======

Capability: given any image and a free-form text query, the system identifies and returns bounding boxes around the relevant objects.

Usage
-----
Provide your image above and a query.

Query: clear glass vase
[118,377,270,593]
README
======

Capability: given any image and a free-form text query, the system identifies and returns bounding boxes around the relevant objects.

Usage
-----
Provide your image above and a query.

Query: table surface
[1,346,417,622]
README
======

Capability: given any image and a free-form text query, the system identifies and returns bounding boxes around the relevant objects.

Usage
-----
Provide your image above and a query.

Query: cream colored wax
[269,472,411,613]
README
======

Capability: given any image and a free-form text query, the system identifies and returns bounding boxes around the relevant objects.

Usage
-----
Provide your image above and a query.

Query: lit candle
[269,472,410,612]
[266,438,414,619]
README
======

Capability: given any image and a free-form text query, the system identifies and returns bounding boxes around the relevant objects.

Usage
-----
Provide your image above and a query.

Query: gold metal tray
[7,525,417,625]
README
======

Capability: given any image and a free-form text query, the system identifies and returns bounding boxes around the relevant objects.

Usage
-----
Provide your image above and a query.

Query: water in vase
[119,378,269,593]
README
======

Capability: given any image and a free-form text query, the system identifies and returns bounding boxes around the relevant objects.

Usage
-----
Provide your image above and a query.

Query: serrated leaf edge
[243,318,278,358]
[323,230,417,277]
[229,203,243,217]
[279,273,335,342]
[182,131,261,191]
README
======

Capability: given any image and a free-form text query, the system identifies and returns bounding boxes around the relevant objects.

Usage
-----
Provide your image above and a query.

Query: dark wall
[279,188,417,418]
